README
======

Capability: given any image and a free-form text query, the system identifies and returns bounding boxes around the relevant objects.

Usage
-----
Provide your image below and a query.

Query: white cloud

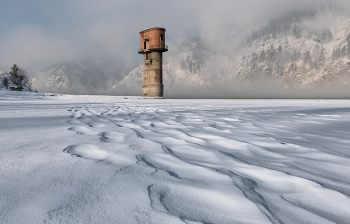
[0,25,78,70]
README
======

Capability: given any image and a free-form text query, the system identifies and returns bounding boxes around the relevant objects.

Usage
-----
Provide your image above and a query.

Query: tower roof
[139,27,166,35]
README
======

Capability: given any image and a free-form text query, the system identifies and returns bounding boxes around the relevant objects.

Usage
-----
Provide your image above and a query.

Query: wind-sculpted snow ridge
[1,95,350,223]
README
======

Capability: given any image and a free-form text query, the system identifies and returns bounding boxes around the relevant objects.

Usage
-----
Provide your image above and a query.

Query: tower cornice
[139,27,166,35]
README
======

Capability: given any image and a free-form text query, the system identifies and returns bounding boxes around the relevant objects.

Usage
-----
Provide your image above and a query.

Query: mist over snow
[1,0,350,97]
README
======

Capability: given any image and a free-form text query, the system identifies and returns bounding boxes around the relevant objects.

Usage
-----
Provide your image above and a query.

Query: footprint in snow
[99,132,108,142]
[63,144,108,161]
[67,119,81,124]
[67,127,84,135]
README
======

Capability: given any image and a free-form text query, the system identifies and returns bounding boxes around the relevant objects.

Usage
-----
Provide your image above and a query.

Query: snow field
[1,92,350,223]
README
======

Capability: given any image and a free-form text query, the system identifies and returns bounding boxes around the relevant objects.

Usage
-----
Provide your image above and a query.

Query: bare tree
[293,25,302,39]
[303,50,311,64]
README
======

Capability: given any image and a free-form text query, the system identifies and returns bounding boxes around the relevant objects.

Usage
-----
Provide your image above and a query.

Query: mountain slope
[236,5,350,88]
[119,2,350,97]
[33,1,350,97]
[32,58,136,95]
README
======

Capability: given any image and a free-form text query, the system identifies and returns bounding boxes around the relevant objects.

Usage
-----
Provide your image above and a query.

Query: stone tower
[138,27,168,97]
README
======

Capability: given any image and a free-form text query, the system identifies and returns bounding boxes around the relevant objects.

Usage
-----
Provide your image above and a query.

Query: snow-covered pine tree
[10,64,20,86]
[2,77,9,89]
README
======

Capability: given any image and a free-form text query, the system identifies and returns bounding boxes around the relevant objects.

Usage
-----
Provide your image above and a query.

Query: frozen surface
[1,90,350,224]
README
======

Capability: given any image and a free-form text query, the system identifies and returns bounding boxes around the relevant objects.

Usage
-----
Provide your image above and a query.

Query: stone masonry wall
[143,51,163,97]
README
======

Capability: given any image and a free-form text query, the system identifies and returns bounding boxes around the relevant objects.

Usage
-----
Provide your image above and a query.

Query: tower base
[143,84,163,97]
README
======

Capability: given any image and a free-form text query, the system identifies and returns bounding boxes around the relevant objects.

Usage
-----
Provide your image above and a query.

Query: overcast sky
[0,0,317,72]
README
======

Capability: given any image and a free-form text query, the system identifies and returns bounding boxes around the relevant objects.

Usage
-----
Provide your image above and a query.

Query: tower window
[144,41,146,49]
[160,34,163,41]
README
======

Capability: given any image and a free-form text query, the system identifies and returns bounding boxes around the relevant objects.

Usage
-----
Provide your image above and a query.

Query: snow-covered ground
[1,91,350,224]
